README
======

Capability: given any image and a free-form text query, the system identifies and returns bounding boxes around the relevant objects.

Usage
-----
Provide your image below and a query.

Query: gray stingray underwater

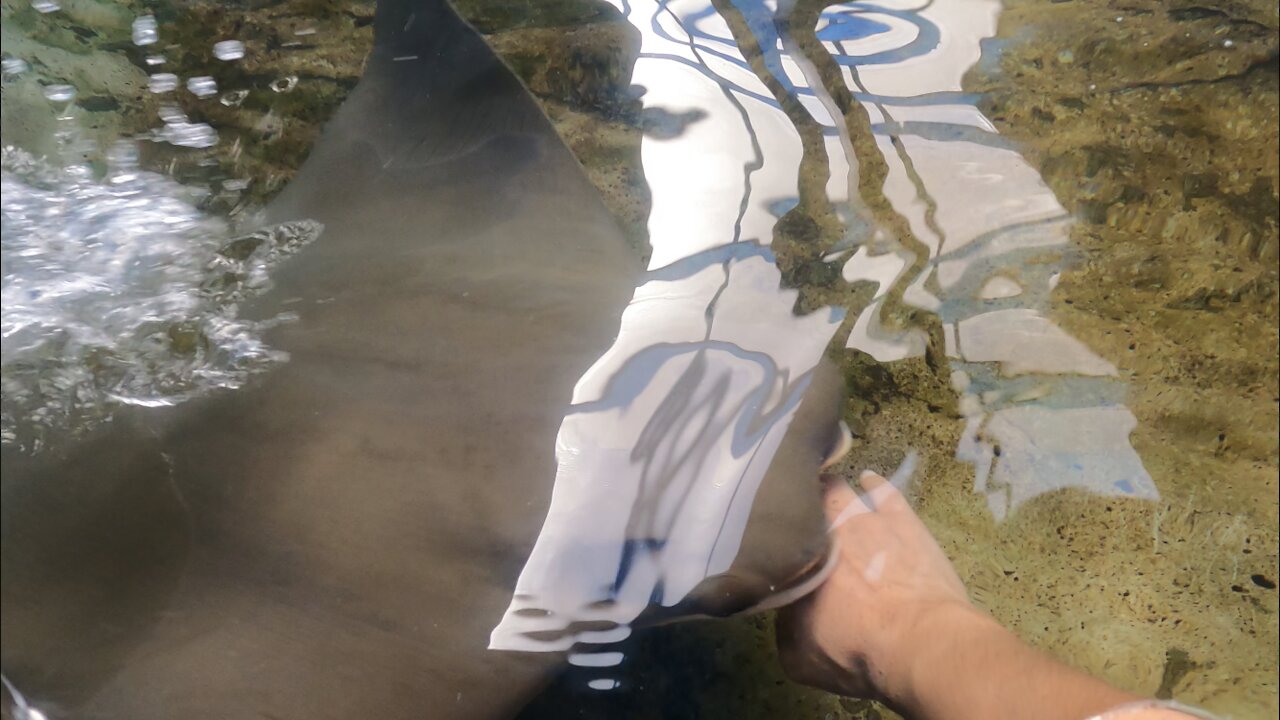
[0,1,846,717]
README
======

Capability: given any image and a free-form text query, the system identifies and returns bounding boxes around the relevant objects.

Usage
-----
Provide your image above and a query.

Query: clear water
[0,1,1275,719]
[1,144,321,452]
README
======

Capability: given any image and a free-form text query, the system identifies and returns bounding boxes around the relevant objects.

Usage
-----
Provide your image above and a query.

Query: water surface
[1,0,1275,718]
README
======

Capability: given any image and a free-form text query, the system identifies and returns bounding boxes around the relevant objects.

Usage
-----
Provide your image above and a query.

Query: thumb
[857,470,907,513]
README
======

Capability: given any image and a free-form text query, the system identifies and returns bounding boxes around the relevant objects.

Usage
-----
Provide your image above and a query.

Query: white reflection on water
[810,0,1155,518]
[0,0,1159,686]
[0,146,320,449]
[495,0,1157,655]
[491,0,844,654]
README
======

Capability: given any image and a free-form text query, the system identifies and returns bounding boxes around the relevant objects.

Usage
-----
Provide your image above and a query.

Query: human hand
[774,469,984,705]
[774,471,1170,720]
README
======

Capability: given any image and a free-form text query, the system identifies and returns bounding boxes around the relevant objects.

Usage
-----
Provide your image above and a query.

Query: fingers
[822,466,912,531]
[858,470,889,491]
[823,474,871,531]
[858,470,906,512]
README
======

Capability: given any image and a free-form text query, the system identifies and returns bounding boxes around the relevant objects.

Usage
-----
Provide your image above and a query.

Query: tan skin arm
[775,471,1194,720]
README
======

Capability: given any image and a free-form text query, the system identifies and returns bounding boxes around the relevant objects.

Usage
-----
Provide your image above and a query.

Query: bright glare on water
[0,145,320,450]
[0,0,1274,719]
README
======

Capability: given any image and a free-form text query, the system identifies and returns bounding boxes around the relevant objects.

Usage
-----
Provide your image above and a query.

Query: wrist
[887,602,1143,720]
[882,600,1002,715]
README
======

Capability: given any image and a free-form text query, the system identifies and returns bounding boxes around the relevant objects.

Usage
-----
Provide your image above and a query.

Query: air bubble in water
[270,75,298,93]
[104,141,140,178]
[157,104,187,123]
[31,1,60,14]
[213,40,245,61]
[42,84,76,103]
[132,15,158,46]
[568,652,625,667]
[161,122,218,149]
[223,178,250,192]
[586,679,620,691]
[187,76,218,98]
[1,148,323,450]
[219,89,249,107]
[148,73,179,94]
[145,55,166,66]
[2,57,29,76]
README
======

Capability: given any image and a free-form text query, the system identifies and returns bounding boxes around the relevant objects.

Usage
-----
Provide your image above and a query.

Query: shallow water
[1,0,1276,718]
[1,145,323,450]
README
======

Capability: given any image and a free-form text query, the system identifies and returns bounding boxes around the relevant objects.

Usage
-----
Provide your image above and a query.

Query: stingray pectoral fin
[2,1,637,719]
[292,0,556,181]
[677,358,847,617]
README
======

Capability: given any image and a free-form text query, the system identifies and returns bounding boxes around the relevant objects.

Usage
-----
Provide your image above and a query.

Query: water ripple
[0,147,321,451]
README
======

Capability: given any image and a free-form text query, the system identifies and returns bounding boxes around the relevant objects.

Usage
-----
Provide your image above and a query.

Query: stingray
[0,1,845,717]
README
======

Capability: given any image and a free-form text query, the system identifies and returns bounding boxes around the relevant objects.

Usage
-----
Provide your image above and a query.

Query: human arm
[775,470,1194,720]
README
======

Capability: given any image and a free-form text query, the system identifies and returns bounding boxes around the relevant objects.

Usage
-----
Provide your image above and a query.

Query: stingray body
[0,1,841,718]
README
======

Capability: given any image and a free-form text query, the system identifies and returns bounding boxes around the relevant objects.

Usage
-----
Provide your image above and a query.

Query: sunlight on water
[492,0,1155,664]
[0,145,321,451]
[0,0,1273,716]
